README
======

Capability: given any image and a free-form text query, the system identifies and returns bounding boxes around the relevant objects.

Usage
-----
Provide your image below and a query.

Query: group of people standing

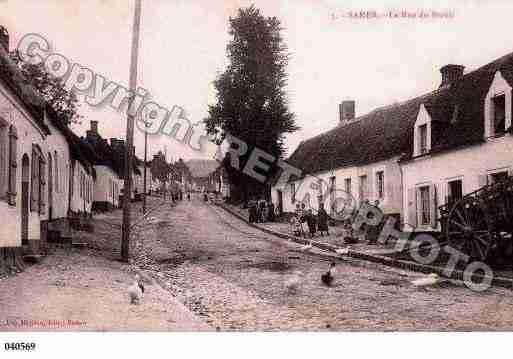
[248,198,276,223]
[291,203,330,238]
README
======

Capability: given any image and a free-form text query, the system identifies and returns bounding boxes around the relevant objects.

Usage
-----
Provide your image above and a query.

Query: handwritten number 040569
[4,342,36,351]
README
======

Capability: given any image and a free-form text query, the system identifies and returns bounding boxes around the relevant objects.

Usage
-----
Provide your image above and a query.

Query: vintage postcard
[0,0,512,357]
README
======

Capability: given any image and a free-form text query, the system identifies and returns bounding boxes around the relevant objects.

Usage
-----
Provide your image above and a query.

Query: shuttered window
[0,123,7,201]
[407,188,417,228]
[39,156,46,215]
[30,146,45,214]
[376,171,385,199]
[359,175,368,201]
[31,148,39,212]
[7,126,17,205]
[54,151,59,192]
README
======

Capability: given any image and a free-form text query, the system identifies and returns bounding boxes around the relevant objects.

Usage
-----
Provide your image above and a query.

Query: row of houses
[272,51,513,233]
[0,26,151,267]
[150,153,228,198]
[184,159,227,194]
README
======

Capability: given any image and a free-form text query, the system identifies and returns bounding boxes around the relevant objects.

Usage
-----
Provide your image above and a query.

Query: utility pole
[121,0,142,262]
[142,124,148,214]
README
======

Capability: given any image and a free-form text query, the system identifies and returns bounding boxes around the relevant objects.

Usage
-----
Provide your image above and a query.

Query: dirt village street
[1,195,513,331]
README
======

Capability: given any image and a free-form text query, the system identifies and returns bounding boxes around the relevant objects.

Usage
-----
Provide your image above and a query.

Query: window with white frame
[418,185,431,225]
[485,71,512,138]
[344,178,351,197]
[376,171,384,199]
[489,171,508,184]
[291,182,296,204]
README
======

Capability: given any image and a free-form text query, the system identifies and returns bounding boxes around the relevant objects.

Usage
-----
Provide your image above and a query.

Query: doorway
[21,154,30,245]
[277,190,283,216]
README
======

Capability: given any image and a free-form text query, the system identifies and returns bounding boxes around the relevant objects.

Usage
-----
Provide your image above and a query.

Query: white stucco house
[41,108,95,240]
[0,39,51,261]
[401,58,513,232]
[271,98,409,222]
[0,29,98,268]
[272,51,513,237]
[81,121,123,211]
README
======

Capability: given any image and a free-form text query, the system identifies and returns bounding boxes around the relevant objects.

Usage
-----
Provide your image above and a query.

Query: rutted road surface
[136,198,513,331]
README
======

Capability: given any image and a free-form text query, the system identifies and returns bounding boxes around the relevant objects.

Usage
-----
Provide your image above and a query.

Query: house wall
[272,157,403,218]
[93,165,120,208]
[401,135,513,231]
[70,160,93,214]
[41,118,70,222]
[0,80,47,247]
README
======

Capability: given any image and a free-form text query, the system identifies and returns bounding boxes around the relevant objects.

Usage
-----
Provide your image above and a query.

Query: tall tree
[204,5,299,202]
[9,50,81,125]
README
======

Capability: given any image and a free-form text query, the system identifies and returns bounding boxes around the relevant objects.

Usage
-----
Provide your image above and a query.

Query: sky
[1,0,513,162]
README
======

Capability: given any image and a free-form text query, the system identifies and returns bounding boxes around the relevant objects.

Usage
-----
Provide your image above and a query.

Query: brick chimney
[90,121,98,134]
[0,26,9,52]
[440,64,465,88]
[86,120,99,141]
[339,100,355,124]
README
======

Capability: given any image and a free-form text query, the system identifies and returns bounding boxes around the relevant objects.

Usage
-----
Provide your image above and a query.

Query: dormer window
[413,104,432,157]
[493,94,506,135]
[484,71,512,138]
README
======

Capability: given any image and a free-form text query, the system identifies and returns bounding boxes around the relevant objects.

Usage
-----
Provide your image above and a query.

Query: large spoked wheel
[446,197,494,261]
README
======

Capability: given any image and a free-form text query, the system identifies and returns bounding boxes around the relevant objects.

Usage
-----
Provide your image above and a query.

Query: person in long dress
[317,203,330,236]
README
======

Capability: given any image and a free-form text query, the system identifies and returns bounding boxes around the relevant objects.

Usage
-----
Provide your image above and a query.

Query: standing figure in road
[295,203,306,237]
[261,200,269,223]
[256,198,263,223]
[306,209,317,238]
[291,214,302,237]
[268,201,275,222]
[248,197,257,223]
[187,192,191,201]
[317,203,330,236]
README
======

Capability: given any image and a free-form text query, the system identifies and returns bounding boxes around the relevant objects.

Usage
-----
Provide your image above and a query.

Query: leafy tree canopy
[203,5,299,201]
[9,50,81,125]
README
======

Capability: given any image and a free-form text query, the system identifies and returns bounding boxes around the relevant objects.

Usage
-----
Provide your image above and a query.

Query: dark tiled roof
[81,134,142,178]
[46,107,95,174]
[81,135,123,178]
[287,51,513,175]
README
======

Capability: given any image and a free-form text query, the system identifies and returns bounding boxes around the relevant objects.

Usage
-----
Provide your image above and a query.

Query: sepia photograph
[0,0,512,357]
